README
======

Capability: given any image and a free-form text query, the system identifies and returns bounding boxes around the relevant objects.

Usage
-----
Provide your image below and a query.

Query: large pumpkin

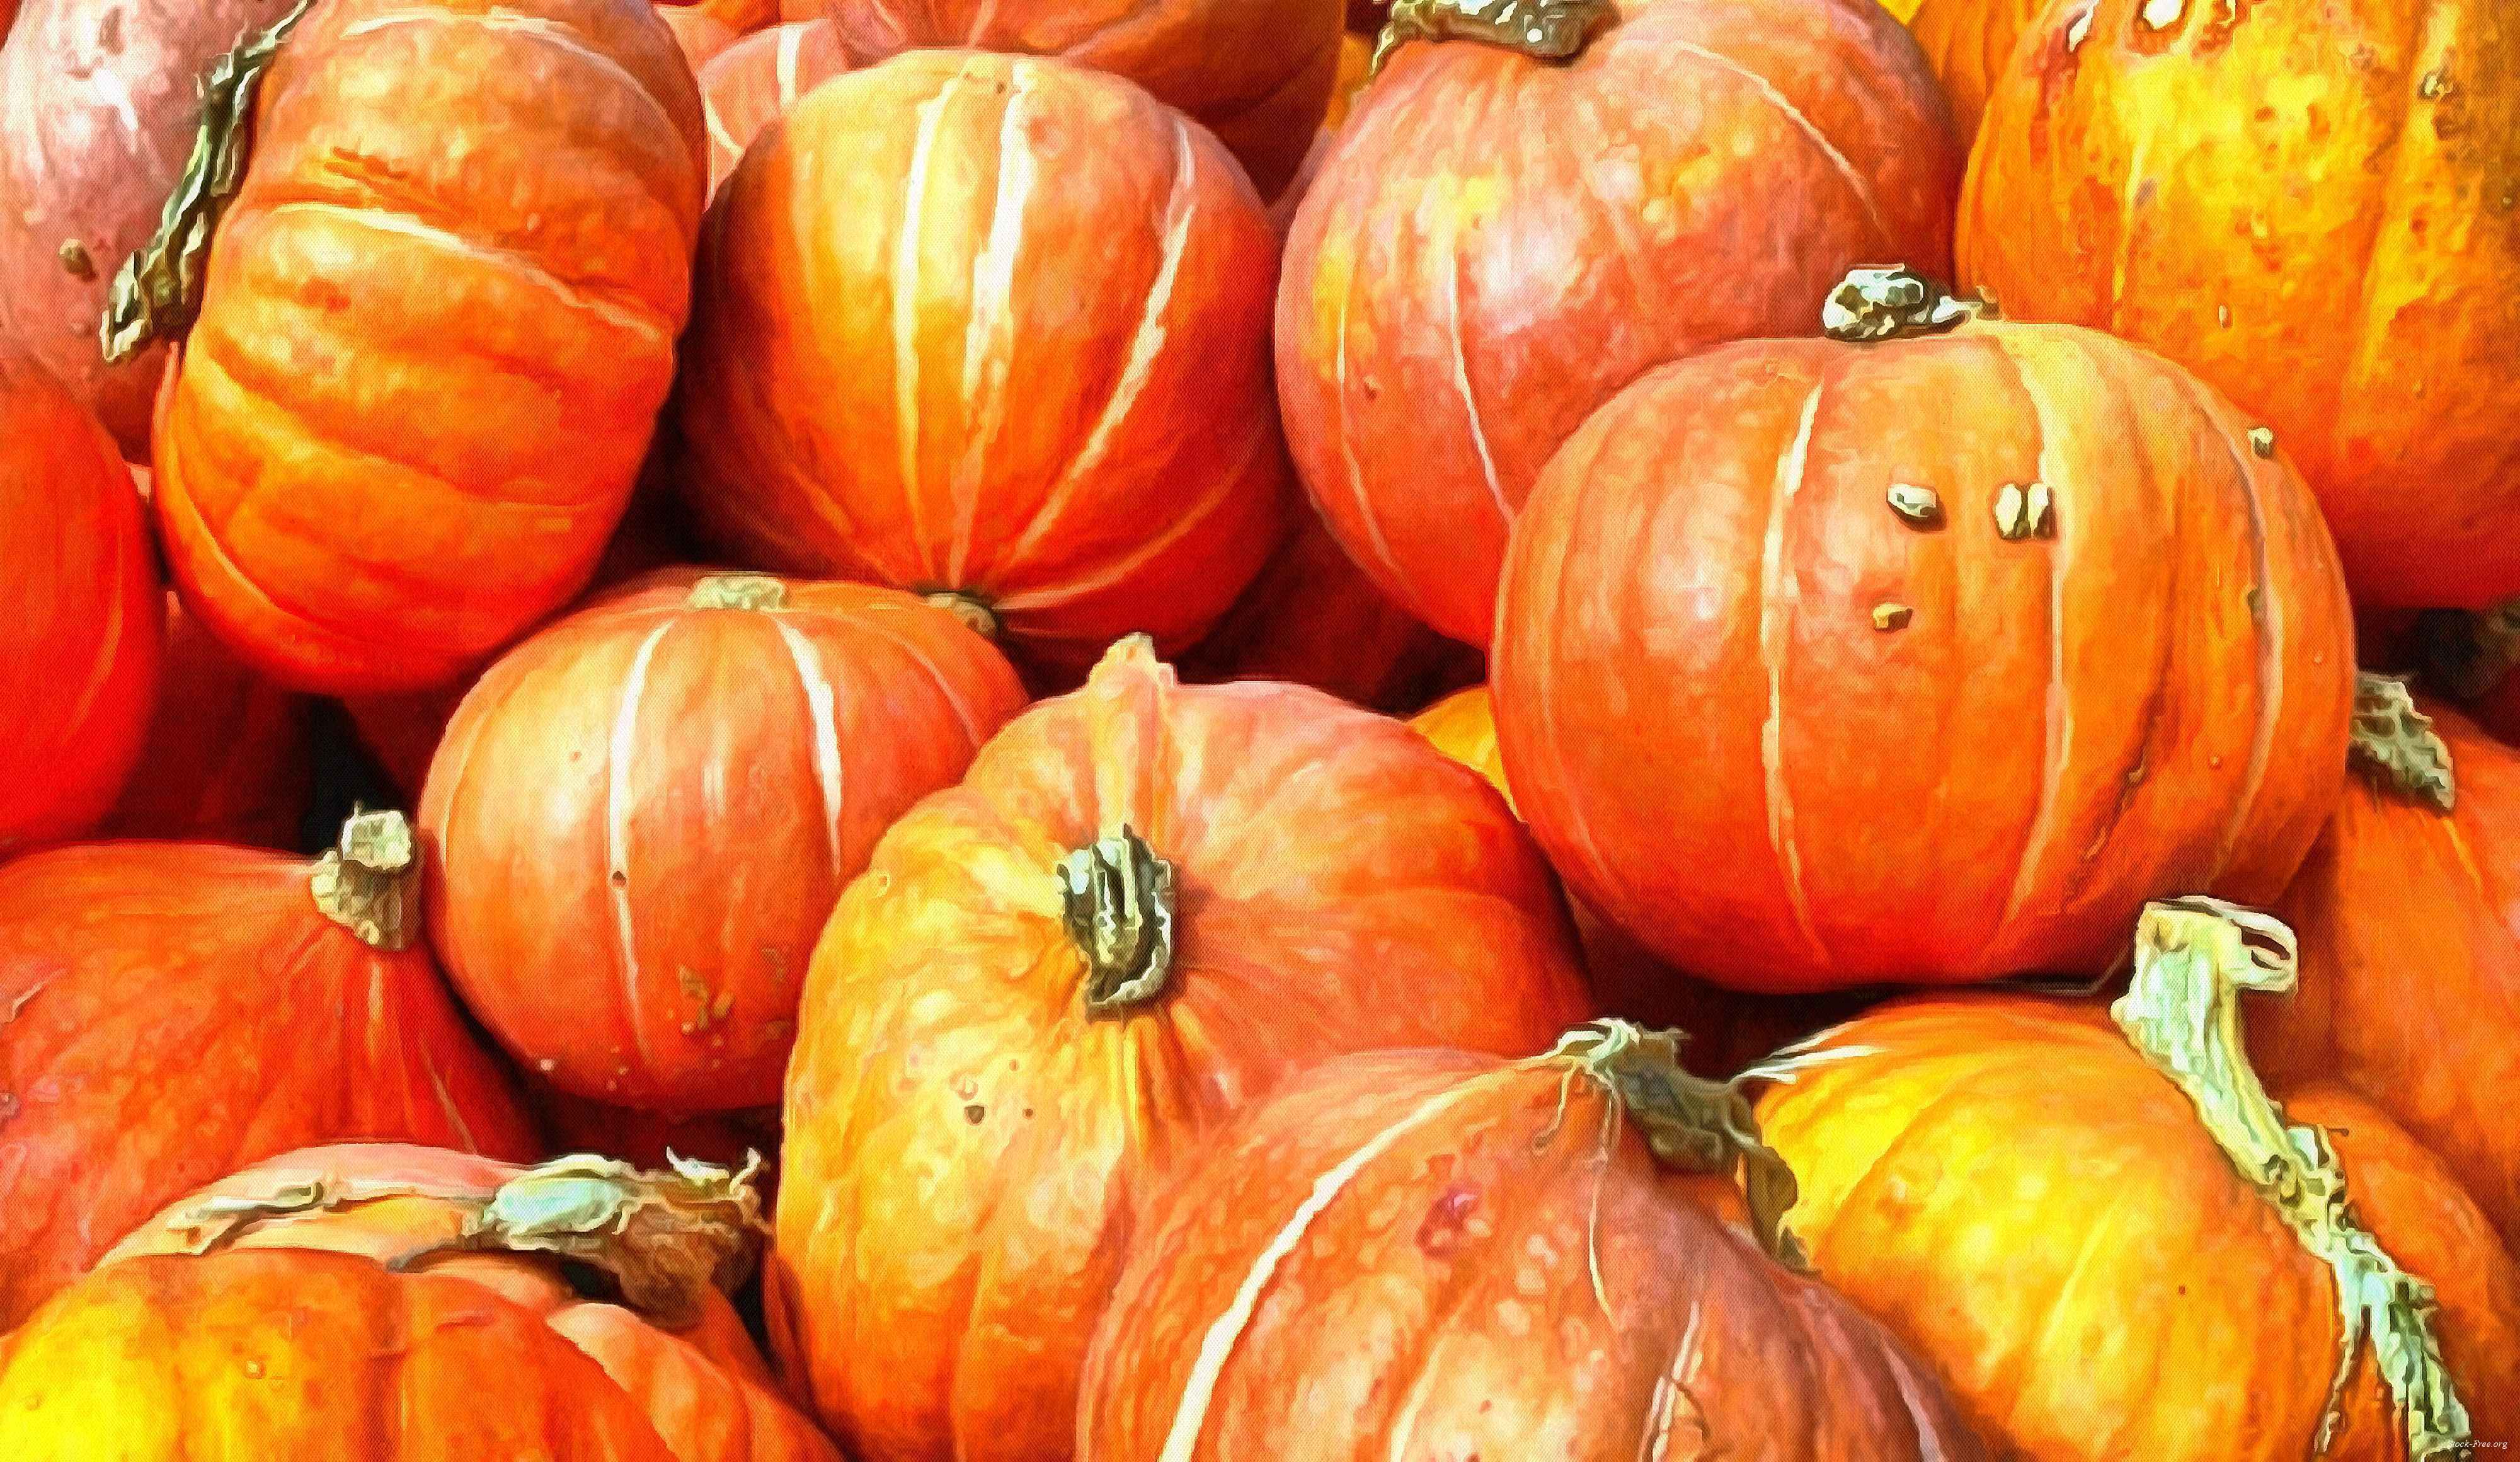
[100,594,312,849]
[0,1144,839,1462]
[0,810,536,1329]
[1081,1029,1988,1460]
[0,352,163,860]
[1894,0,2043,143]
[696,20,845,197]
[812,0,1342,197]
[1959,0,2520,609]
[769,638,1591,1462]
[676,50,1293,674]
[1754,899,2520,1459]
[1492,271,2357,991]
[421,569,1028,1111]
[138,0,706,694]
[1278,0,1963,643]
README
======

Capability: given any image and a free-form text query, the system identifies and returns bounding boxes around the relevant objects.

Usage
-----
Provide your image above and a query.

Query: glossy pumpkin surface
[696,20,846,197]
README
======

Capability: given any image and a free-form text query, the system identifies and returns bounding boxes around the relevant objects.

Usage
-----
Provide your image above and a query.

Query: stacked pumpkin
[0,0,2516,1456]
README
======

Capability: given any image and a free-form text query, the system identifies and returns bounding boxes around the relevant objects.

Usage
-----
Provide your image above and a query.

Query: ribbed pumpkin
[100,594,312,849]
[1278,0,1963,642]
[0,811,536,1330]
[1895,0,2043,143]
[696,20,847,197]
[769,638,1591,1462]
[1754,900,2520,1460]
[1959,0,2520,609]
[1082,1031,1988,1461]
[138,0,706,694]
[0,1144,839,1462]
[421,570,1028,1112]
[0,352,163,860]
[677,50,1293,674]
[1492,270,2357,991]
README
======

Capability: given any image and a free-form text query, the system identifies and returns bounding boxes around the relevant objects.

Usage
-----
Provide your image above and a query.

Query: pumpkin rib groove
[1990,333,2073,933]
[948,66,1038,589]
[604,617,679,1083]
[1656,36,1891,247]
[1440,227,1509,527]
[1328,197,1399,580]
[891,63,974,565]
[336,7,684,143]
[2010,1174,2146,1437]
[2175,368,2284,889]
[844,610,994,751]
[770,619,851,872]
[1758,376,1835,972]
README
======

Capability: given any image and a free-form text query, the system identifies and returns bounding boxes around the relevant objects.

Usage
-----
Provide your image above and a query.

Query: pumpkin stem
[1818,265,1991,343]
[98,0,316,364]
[2349,673,2454,812]
[687,573,789,611]
[309,807,421,951]
[1371,0,1615,76]
[2110,899,2472,1461]
[923,589,1001,640]
[1061,826,1178,1016]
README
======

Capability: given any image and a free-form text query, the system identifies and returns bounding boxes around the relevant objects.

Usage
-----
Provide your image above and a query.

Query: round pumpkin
[0,352,164,860]
[1894,0,2042,143]
[143,0,706,694]
[100,594,312,849]
[660,0,740,71]
[1492,272,2356,991]
[421,570,1027,1112]
[812,0,1342,197]
[1081,1029,1988,1460]
[696,20,847,197]
[676,50,1294,675]
[1278,0,1963,643]
[0,810,536,1330]
[1959,0,2520,609]
[1754,899,2520,1459]
[0,1144,837,1462]
[769,637,1591,1462]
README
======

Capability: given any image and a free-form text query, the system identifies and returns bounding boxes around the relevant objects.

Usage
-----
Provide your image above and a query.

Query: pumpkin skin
[696,20,846,197]
[1755,999,2520,1459]
[1898,0,2043,144]
[676,50,1294,674]
[0,354,164,860]
[813,0,1342,198]
[769,638,1591,1462]
[660,1,740,71]
[1081,1045,1988,1461]
[421,570,1028,1112]
[1492,316,2356,991]
[151,0,707,694]
[100,594,312,849]
[0,817,537,1330]
[1278,0,1964,643]
[1959,0,2520,610]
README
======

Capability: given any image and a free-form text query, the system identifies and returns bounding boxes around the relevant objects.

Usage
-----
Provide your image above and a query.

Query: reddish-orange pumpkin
[769,638,1591,1462]
[696,20,847,197]
[1894,0,2042,144]
[677,50,1294,674]
[0,353,163,860]
[1959,0,2520,609]
[1082,1035,1988,1460]
[0,811,536,1330]
[100,594,312,849]
[812,0,1343,197]
[659,0,740,70]
[1278,0,1963,643]
[149,0,706,694]
[421,570,1028,1112]
[1493,285,2356,991]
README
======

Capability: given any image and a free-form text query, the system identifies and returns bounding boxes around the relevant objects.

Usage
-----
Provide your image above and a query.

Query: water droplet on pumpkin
[243,1361,265,1379]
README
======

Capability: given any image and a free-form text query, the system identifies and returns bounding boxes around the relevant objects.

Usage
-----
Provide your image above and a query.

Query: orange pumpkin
[769,638,1591,1462]
[1278,0,1962,643]
[0,1144,838,1461]
[676,50,1294,675]
[1959,0,2520,609]
[142,0,706,694]
[0,352,164,860]
[696,20,847,197]
[1894,0,2042,143]
[100,594,313,849]
[1082,1031,1988,1460]
[659,0,740,71]
[421,570,1027,1111]
[1755,900,2520,1459]
[1492,272,2356,991]
[0,810,536,1330]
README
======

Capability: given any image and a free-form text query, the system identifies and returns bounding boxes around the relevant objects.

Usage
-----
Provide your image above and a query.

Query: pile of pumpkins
[0,0,2516,1455]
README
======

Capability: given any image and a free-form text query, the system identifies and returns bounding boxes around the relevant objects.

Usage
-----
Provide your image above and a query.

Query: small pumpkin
[100,594,313,849]
[1492,270,2356,991]
[421,570,1028,1112]
[695,20,847,197]
[769,637,1591,1462]
[0,810,537,1330]
[0,1144,839,1462]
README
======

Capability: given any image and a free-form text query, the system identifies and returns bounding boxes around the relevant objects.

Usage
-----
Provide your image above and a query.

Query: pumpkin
[100,594,313,848]
[1278,0,1963,643]
[1896,0,2043,144]
[768,637,1591,1462]
[811,0,1343,198]
[684,0,776,32]
[1753,899,2520,1459]
[421,570,1027,1112]
[660,1,740,71]
[1492,270,2356,992]
[135,0,706,694]
[696,20,846,197]
[1264,30,1373,236]
[0,1144,839,1462]
[0,352,164,860]
[1080,1027,1988,1460]
[1959,0,2520,609]
[0,810,536,1330]
[675,50,1294,676]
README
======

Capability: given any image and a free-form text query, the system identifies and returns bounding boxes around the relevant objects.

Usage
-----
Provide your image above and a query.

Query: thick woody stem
[2349,673,2454,812]
[1818,266,1991,343]
[308,807,421,951]
[1372,0,1616,75]
[1062,826,1179,1015]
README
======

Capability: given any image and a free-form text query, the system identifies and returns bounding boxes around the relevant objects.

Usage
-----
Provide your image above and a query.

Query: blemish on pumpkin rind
[1415,1183,1481,1257]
